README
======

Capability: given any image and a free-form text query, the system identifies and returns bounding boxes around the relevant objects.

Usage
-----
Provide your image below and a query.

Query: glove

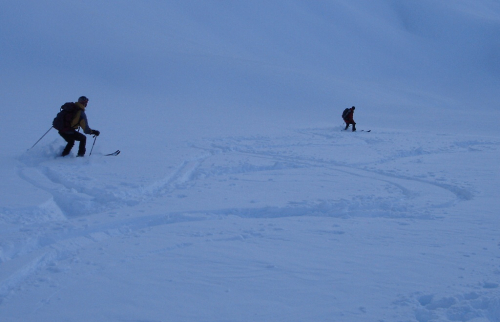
[91,130,100,136]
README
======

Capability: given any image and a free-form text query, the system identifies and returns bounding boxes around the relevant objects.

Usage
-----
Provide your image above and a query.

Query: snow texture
[1,1,500,321]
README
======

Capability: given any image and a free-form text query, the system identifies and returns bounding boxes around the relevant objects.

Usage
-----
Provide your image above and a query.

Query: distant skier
[342,106,356,131]
[54,96,100,157]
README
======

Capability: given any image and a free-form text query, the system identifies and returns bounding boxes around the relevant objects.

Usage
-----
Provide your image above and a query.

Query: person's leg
[59,132,75,156]
[352,122,356,132]
[74,132,87,156]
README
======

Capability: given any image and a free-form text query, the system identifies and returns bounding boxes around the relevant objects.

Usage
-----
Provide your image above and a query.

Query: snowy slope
[3,127,500,321]
[1,1,500,321]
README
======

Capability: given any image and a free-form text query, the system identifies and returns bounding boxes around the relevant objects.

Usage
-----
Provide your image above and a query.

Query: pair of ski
[105,150,121,156]
[341,130,371,132]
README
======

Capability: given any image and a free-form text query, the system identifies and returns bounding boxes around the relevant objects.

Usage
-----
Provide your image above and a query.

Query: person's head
[351,106,355,110]
[78,96,89,107]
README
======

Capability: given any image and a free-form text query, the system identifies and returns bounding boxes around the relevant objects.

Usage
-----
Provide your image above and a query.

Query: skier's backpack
[342,108,349,119]
[52,102,78,131]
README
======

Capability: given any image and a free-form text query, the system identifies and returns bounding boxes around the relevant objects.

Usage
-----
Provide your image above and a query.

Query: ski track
[2,127,499,320]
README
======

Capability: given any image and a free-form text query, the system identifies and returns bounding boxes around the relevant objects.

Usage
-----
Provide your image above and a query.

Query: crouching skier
[55,96,100,157]
[342,106,356,132]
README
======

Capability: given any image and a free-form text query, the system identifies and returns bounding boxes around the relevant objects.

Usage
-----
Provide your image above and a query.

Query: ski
[105,150,120,156]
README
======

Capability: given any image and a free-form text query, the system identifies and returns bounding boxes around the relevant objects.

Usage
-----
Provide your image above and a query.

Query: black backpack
[342,108,349,119]
[53,102,78,131]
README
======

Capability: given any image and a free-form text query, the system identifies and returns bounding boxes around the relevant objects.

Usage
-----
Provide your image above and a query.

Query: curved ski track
[1,127,492,306]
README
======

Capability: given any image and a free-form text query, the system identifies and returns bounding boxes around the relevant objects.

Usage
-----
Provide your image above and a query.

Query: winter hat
[78,96,89,103]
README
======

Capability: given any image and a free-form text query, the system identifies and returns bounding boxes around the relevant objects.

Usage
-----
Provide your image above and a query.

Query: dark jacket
[344,108,355,124]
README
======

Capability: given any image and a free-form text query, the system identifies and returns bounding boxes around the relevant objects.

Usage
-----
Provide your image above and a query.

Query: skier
[58,96,100,157]
[343,106,356,131]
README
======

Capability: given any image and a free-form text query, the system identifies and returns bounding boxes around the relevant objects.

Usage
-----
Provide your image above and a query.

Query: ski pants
[343,119,356,130]
[59,131,86,156]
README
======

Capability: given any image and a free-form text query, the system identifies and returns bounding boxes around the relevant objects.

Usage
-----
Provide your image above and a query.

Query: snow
[1,1,500,321]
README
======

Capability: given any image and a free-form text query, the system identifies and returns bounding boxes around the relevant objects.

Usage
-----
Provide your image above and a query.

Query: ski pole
[89,135,97,156]
[28,126,53,151]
